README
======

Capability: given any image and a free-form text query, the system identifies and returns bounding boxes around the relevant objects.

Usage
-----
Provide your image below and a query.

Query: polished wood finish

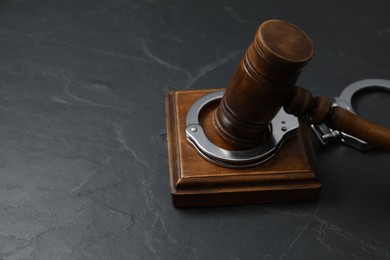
[214,20,314,148]
[166,89,321,207]
[164,19,390,208]
[284,86,390,152]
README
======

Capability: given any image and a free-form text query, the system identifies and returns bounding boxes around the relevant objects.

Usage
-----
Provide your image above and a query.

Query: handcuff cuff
[186,79,390,168]
[311,79,390,151]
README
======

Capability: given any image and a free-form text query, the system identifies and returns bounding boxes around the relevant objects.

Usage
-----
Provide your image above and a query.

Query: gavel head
[214,19,314,149]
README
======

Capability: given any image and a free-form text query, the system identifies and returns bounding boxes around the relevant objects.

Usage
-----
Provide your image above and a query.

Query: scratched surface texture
[1,0,390,259]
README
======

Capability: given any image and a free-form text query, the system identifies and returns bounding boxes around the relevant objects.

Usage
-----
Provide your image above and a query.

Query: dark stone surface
[0,0,389,259]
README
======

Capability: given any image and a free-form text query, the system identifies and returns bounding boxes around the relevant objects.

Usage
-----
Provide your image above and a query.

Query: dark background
[1,0,390,259]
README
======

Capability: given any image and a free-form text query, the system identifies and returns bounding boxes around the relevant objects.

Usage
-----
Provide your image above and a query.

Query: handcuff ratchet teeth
[311,79,390,151]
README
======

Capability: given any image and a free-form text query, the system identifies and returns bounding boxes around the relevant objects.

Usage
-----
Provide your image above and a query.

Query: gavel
[213,19,390,152]
[165,19,390,207]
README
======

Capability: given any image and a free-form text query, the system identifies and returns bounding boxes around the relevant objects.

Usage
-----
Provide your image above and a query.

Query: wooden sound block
[166,89,321,207]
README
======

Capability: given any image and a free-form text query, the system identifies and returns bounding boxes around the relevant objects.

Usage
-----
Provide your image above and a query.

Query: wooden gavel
[213,19,390,152]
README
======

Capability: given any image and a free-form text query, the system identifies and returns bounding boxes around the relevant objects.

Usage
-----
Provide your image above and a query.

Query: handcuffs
[311,79,390,151]
[186,79,390,168]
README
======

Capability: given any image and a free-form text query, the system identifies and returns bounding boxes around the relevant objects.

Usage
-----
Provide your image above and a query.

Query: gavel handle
[329,107,390,152]
[284,86,390,152]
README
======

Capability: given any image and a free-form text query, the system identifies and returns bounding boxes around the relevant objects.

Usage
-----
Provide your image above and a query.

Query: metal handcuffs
[186,79,390,168]
[186,90,299,168]
[311,79,390,151]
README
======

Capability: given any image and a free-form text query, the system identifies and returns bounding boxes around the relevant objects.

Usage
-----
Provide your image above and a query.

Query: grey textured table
[1,0,390,259]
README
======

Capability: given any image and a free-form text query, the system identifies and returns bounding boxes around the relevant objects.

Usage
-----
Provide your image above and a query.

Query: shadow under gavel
[213,19,390,153]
